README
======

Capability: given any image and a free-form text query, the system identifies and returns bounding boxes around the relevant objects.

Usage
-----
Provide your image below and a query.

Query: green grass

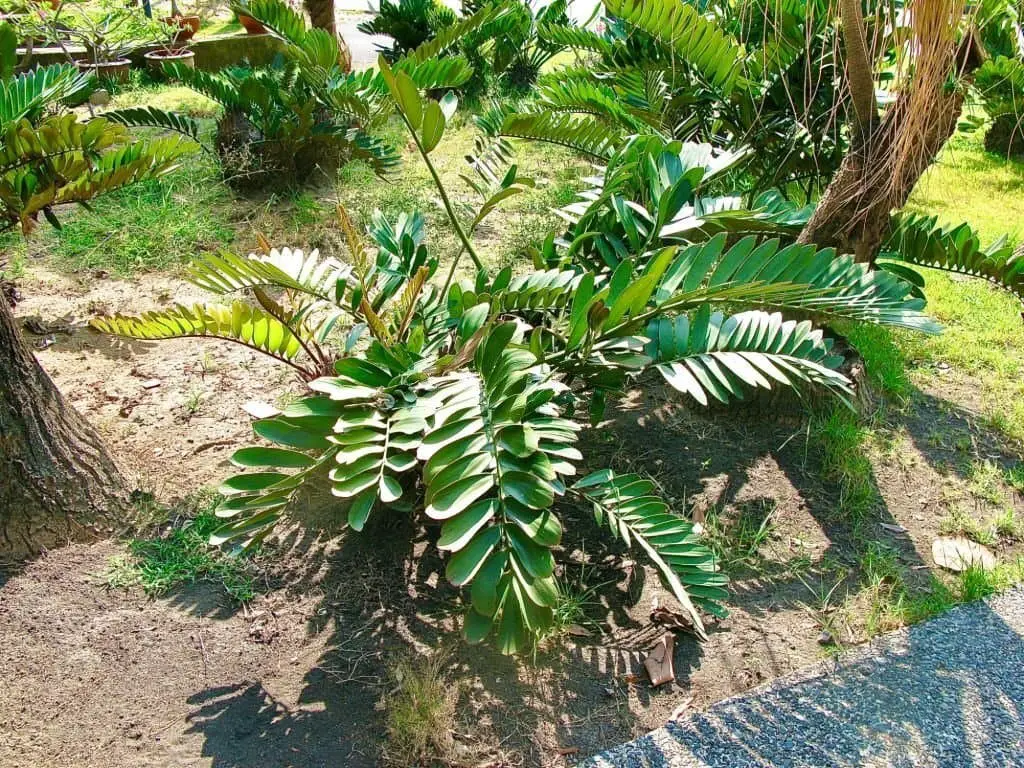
[841,322,912,399]
[857,540,1024,636]
[1007,464,1024,493]
[383,654,458,767]
[107,82,221,118]
[106,506,256,603]
[939,505,999,547]
[811,408,878,523]
[897,129,1024,445]
[540,561,608,644]
[968,459,1009,506]
[4,156,236,276]
[703,499,778,573]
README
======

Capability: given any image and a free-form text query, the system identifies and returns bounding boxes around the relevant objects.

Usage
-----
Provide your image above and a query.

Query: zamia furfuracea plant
[95,38,944,652]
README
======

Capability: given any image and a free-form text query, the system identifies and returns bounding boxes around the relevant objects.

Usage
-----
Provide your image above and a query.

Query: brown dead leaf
[643,633,675,687]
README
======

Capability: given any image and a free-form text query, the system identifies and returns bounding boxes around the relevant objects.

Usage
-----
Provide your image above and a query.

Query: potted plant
[235,0,267,35]
[163,0,199,44]
[145,14,194,72]
[61,0,157,83]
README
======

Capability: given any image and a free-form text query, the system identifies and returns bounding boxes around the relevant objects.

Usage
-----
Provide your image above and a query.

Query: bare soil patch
[2,269,1022,767]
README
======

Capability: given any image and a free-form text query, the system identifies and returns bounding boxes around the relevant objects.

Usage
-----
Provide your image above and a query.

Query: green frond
[0,115,126,174]
[659,191,813,240]
[644,306,852,406]
[212,400,342,549]
[420,323,581,654]
[882,214,1024,303]
[53,136,192,204]
[90,301,309,368]
[603,0,745,93]
[313,362,432,529]
[402,1,511,64]
[162,63,242,111]
[0,62,92,125]
[537,22,612,55]
[187,246,354,307]
[389,55,476,91]
[655,235,940,333]
[232,0,342,70]
[101,106,203,144]
[338,125,403,176]
[573,469,726,637]
[537,78,650,132]
[448,268,581,318]
[501,112,622,159]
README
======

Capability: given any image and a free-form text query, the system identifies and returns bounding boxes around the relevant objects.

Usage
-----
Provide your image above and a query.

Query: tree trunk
[797,86,965,262]
[0,297,128,558]
[798,4,982,263]
[303,0,353,72]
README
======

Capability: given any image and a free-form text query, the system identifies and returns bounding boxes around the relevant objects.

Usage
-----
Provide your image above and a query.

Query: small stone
[818,630,834,646]
[89,89,111,106]
[932,536,997,572]
[141,379,161,389]
[242,400,279,419]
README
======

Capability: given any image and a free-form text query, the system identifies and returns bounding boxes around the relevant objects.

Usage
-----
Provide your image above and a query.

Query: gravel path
[583,588,1024,767]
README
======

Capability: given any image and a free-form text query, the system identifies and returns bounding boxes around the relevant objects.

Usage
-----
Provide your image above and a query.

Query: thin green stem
[401,112,486,275]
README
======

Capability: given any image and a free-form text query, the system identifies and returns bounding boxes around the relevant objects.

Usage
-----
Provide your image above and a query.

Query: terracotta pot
[144,49,195,73]
[163,14,200,44]
[237,13,267,35]
[76,58,131,83]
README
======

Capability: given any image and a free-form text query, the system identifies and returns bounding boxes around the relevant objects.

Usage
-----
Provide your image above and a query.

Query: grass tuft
[811,408,878,522]
[106,505,256,603]
[383,653,458,767]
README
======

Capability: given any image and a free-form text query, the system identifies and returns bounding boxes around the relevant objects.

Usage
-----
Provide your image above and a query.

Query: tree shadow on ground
[172,379,1022,766]
[582,593,1024,767]
[177,477,700,766]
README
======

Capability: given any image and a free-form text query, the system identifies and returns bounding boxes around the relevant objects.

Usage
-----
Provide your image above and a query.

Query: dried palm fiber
[881,0,969,204]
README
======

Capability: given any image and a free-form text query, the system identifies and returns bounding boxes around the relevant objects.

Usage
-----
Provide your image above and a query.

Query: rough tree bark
[0,296,128,558]
[797,88,967,262]
[798,1,982,263]
[303,0,353,71]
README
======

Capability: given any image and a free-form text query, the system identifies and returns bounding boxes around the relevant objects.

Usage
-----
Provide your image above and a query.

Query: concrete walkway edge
[581,587,1024,767]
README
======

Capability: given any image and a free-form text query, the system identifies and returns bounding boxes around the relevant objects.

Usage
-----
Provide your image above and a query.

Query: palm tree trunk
[799,2,982,263]
[303,0,353,71]
[0,297,128,558]
[797,86,966,262]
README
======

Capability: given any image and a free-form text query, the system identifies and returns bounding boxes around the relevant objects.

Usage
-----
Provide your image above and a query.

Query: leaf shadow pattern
[180,500,669,767]
[176,378,1023,766]
[582,590,1024,767]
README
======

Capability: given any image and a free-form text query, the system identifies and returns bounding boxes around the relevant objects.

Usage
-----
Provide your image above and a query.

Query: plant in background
[144,4,197,73]
[159,0,508,186]
[509,0,1024,307]
[0,23,199,558]
[973,55,1024,157]
[0,23,195,233]
[357,0,457,62]
[96,26,948,651]
[463,0,570,93]
[509,0,852,201]
[47,0,162,79]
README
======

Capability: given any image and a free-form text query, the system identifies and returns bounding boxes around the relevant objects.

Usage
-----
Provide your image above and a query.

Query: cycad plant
[158,0,509,186]
[505,0,1024,307]
[93,30,951,651]
[0,24,195,233]
[357,0,458,62]
[506,0,850,200]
